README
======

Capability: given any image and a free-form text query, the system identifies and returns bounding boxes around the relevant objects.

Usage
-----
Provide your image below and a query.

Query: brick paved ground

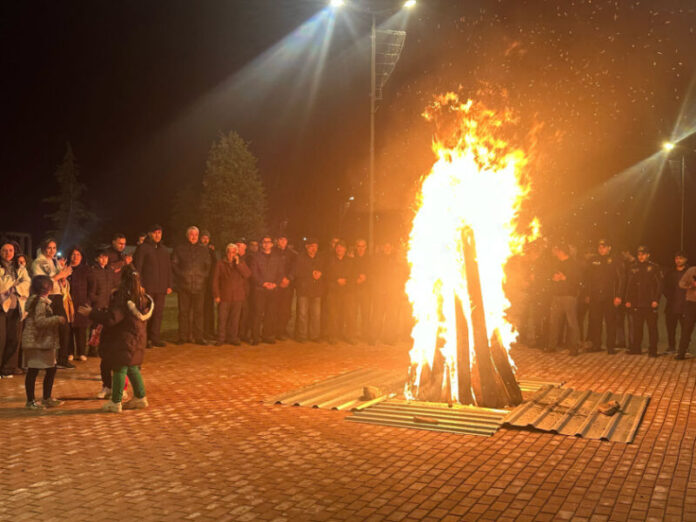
[1,339,695,521]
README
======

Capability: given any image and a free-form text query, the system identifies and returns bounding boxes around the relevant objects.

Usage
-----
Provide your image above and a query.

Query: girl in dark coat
[67,247,93,361]
[78,264,153,413]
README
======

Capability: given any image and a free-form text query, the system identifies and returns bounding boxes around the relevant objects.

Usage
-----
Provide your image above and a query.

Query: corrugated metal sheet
[265,368,404,410]
[266,368,564,412]
[347,399,508,437]
[503,385,650,443]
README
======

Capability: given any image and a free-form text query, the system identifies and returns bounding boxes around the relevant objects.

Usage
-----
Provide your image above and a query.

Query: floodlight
[329,0,345,8]
[663,141,675,151]
[404,0,417,8]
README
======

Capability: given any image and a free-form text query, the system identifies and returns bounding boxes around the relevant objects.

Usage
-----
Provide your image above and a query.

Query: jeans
[111,365,145,403]
[548,296,579,351]
[177,290,204,341]
[296,296,321,341]
[218,301,243,343]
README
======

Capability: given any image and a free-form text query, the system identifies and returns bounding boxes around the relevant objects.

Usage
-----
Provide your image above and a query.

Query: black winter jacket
[134,238,172,294]
[171,242,211,294]
[625,261,662,307]
[294,252,324,298]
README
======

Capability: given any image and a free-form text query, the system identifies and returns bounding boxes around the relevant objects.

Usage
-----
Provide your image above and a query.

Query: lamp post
[663,141,685,251]
[332,0,415,253]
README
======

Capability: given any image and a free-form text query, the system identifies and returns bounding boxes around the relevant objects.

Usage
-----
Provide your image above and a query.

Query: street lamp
[663,141,686,250]
[330,0,414,253]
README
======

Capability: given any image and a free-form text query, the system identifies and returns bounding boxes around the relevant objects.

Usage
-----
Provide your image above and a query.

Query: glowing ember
[405,93,538,406]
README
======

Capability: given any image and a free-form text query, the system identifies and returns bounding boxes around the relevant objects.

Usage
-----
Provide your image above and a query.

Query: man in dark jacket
[294,238,324,342]
[133,224,172,347]
[547,243,581,355]
[583,239,624,354]
[236,239,253,342]
[91,250,117,311]
[212,243,251,346]
[251,235,284,344]
[105,233,132,287]
[350,238,371,342]
[624,246,662,356]
[199,230,217,340]
[663,251,689,352]
[274,234,297,340]
[325,240,353,343]
[171,226,211,345]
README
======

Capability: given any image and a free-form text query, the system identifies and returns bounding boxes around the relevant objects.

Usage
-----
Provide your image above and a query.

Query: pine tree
[43,143,96,249]
[199,131,267,245]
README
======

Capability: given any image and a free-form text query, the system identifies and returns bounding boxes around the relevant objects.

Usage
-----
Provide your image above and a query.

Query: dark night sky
[2,0,696,263]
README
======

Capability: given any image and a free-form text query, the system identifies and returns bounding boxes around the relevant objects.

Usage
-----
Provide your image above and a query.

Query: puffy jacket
[90,292,154,368]
[133,238,172,294]
[171,242,211,294]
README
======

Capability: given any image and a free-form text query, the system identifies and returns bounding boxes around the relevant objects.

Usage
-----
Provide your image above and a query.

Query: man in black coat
[250,235,284,344]
[547,243,581,355]
[199,230,217,340]
[133,224,172,347]
[624,246,662,356]
[171,226,211,345]
[105,233,132,288]
[350,238,371,342]
[294,238,324,342]
[583,239,624,354]
[274,234,297,340]
[325,240,353,344]
[663,251,689,352]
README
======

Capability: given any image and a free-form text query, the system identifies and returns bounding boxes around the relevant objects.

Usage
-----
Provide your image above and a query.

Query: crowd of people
[3,225,696,411]
[510,238,696,360]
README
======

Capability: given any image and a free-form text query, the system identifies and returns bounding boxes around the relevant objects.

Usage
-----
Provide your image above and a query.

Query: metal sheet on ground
[503,385,650,443]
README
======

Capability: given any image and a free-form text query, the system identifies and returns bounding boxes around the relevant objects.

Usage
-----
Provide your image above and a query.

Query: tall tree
[43,143,96,249]
[199,131,267,245]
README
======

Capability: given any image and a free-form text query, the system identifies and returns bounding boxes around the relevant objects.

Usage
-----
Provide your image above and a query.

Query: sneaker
[101,400,122,413]
[0,374,13,379]
[41,398,64,408]
[79,355,88,362]
[25,400,43,410]
[121,389,129,401]
[97,387,112,399]
[67,355,74,361]
[122,396,149,410]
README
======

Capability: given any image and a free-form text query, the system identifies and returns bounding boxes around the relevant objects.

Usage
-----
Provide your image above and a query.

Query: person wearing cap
[133,224,172,347]
[171,226,212,345]
[624,246,662,356]
[663,251,689,353]
[199,229,217,340]
[582,239,624,354]
[274,234,297,340]
[676,260,696,359]
[546,243,581,355]
[294,237,324,342]
[325,239,353,343]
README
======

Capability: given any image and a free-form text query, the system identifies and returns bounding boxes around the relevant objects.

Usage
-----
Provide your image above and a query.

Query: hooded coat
[89,291,154,368]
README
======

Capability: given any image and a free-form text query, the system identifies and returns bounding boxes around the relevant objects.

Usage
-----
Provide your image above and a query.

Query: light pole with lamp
[331,0,416,253]
[663,141,686,251]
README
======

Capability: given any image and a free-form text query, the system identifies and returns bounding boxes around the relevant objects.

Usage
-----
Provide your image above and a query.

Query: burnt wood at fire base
[408,227,522,408]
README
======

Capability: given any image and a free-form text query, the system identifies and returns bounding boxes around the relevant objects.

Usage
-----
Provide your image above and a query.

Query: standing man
[663,251,689,353]
[105,233,132,285]
[236,239,253,343]
[171,226,211,345]
[250,235,284,345]
[547,243,581,356]
[212,243,251,346]
[370,241,399,345]
[325,240,353,344]
[199,230,217,341]
[134,224,172,348]
[294,238,324,343]
[624,246,662,357]
[274,234,297,340]
[677,263,696,359]
[583,239,624,354]
[350,238,371,342]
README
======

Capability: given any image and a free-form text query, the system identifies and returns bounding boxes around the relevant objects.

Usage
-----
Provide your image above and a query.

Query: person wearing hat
[133,224,172,347]
[582,239,624,354]
[624,246,662,356]
[662,251,689,353]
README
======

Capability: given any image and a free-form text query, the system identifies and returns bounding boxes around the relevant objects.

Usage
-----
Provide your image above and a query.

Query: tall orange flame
[405,93,538,403]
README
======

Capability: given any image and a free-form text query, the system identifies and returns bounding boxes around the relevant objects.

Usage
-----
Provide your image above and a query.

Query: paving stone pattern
[1,342,695,521]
